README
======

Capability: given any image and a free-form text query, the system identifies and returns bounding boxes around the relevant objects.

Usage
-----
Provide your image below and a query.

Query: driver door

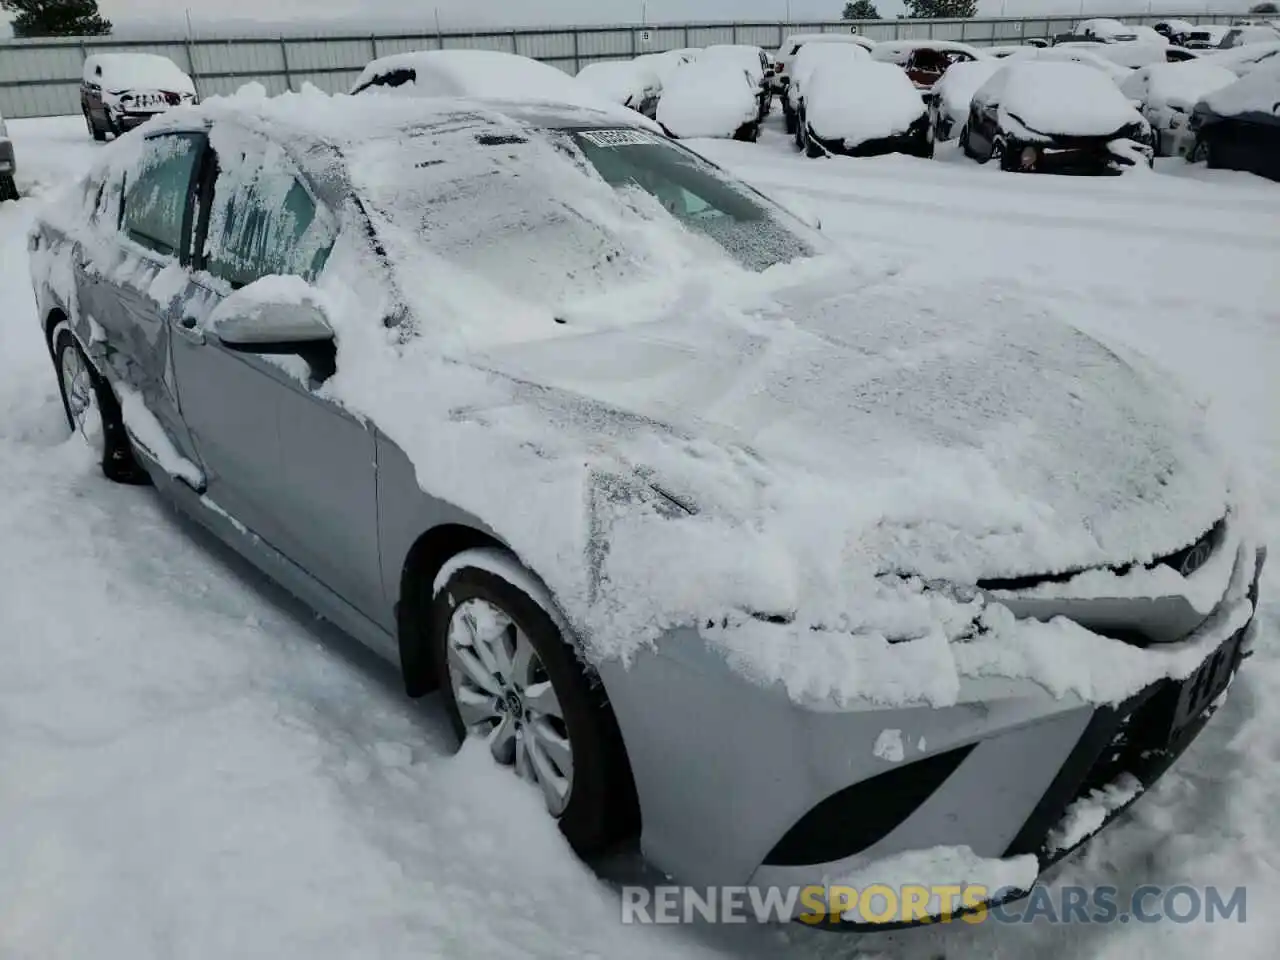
[169,129,385,620]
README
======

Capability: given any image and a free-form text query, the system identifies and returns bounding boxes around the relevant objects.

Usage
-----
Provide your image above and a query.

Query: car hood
[473,276,1232,585]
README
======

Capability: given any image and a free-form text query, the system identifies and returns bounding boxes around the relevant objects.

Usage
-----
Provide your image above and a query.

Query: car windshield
[565,128,814,272]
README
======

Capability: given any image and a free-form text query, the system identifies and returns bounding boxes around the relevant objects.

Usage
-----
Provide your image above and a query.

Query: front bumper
[599,541,1265,928]
[809,116,933,159]
[1006,134,1154,175]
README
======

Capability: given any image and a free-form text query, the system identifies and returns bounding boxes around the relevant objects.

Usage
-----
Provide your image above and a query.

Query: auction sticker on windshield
[578,129,663,148]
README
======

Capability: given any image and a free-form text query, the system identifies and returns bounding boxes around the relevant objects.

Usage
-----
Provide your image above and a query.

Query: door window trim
[118,129,207,263]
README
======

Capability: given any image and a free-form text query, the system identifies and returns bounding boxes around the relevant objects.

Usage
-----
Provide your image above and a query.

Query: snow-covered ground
[1,113,1278,959]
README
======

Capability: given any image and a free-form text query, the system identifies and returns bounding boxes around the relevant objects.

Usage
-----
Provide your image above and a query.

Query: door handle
[174,314,205,345]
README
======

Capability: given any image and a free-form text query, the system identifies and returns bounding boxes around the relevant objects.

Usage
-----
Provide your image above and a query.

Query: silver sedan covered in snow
[28,90,1266,926]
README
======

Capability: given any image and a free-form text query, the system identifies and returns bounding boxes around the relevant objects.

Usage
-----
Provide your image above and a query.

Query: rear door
[171,128,385,619]
[75,129,207,484]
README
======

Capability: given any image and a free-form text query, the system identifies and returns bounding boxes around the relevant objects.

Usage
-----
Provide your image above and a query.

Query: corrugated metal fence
[0,13,1242,119]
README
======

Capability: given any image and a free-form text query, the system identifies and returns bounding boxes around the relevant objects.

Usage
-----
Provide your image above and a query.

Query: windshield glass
[567,128,814,272]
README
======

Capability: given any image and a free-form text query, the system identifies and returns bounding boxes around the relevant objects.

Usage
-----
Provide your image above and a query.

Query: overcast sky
[2,0,1252,37]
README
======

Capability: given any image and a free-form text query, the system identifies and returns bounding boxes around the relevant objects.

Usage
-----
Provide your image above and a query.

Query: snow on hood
[1120,61,1239,112]
[805,59,926,144]
[657,61,758,138]
[574,60,659,108]
[1201,61,1280,118]
[992,61,1144,137]
[935,60,1006,124]
[1205,41,1280,76]
[82,54,195,95]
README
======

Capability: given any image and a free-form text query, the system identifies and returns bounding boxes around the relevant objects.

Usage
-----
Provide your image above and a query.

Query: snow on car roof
[350,49,656,129]
[1075,18,1139,39]
[700,44,766,81]
[1119,61,1239,111]
[870,39,986,63]
[804,58,926,145]
[780,33,875,56]
[986,60,1142,136]
[82,53,195,94]
[1012,45,1131,82]
[790,41,869,99]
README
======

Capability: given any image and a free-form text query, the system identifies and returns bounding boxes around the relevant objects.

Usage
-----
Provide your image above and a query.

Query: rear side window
[120,133,202,257]
[202,142,334,288]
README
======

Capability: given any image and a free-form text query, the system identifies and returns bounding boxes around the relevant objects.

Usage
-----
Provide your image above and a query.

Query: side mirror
[210,286,337,380]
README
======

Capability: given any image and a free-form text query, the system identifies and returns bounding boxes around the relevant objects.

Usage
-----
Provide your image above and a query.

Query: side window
[120,133,203,257]
[202,143,334,289]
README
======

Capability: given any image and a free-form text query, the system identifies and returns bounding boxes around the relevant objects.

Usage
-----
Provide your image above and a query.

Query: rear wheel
[432,552,637,855]
[0,174,17,202]
[991,136,1011,170]
[53,325,148,484]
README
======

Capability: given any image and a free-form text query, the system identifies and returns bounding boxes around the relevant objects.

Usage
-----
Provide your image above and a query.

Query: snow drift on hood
[657,60,759,138]
[991,61,1144,137]
[805,59,926,144]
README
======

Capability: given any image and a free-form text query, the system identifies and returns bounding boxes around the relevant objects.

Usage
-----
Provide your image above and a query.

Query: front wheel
[0,174,17,202]
[85,109,106,142]
[432,552,637,855]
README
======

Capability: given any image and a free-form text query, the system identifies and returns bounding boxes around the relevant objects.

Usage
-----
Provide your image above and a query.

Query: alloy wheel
[445,597,574,815]
[58,343,105,455]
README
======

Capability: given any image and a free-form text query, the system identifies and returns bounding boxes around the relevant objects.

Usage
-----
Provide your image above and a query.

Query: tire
[783,104,797,136]
[1188,136,1209,164]
[992,136,1011,171]
[86,110,106,142]
[804,126,825,159]
[958,123,971,157]
[0,174,17,202]
[53,326,149,484]
[432,554,638,856]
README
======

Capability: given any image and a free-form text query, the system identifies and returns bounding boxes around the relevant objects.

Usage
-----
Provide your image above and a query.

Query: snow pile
[1202,61,1280,118]
[82,53,195,94]
[657,60,758,139]
[992,61,1144,136]
[933,59,1005,132]
[349,49,654,130]
[1121,61,1240,113]
[574,60,659,110]
[805,59,925,144]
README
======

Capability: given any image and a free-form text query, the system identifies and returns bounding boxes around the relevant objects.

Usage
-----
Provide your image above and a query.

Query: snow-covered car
[1204,40,1280,75]
[351,49,655,130]
[1219,24,1280,48]
[29,88,1267,929]
[699,44,773,119]
[1051,39,1168,70]
[0,107,15,201]
[871,40,987,92]
[1154,19,1196,45]
[1182,25,1230,50]
[928,59,1005,142]
[80,53,196,141]
[774,32,876,93]
[657,58,763,140]
[1130,26,1171,47]
[986,44,1040,59]
[962,60,1154,173]
[1072,18,1140,43]
[1120,61,1239,156]
[801,58,932,159]
[1188,62,1280,181]
[574,60,662,119]
[783,41,869,136]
